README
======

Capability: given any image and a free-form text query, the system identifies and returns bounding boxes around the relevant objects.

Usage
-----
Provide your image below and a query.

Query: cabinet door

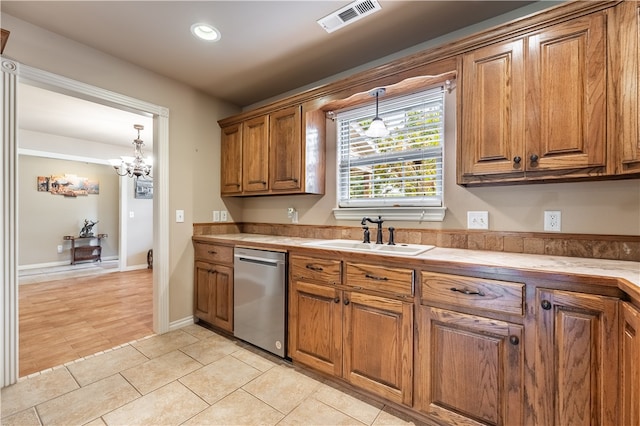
[526,13,606,174]
[415,306,524,425]
[621,301,640,426]
[459,38,525,183]
[343,291,413,406]
[220,123,243,194]
[269,105,302,191]
[242,114,269,192]
[289,280,343,376]
[536,289,619,426]
[194,261,233,332]
[613,1,640,174]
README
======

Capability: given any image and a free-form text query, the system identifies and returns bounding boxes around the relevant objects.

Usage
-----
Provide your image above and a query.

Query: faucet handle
[362,226,370,244]
[388,227,395,245]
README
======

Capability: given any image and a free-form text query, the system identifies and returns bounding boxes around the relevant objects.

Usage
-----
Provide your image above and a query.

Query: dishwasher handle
[235,255,284,268]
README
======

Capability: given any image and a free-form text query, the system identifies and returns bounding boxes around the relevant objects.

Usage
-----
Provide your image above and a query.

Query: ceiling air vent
[317,0,382,33]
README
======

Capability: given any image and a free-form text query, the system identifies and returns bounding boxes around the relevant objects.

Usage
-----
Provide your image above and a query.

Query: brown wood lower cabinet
[621,301,640,426]
[535,289,619,425]
[343,291,413,406]
[288,254,414,406]
[415,306,524,425]
[194,261,233,332]
[289,280,342,376]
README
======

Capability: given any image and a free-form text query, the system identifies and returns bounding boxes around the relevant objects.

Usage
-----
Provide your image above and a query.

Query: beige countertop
[194,233,640,297]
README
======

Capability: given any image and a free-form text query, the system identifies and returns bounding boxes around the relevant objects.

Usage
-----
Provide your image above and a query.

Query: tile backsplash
[193,222,640,262]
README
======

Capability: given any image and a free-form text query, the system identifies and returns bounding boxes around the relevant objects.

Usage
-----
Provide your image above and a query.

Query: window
[335,86,446,220]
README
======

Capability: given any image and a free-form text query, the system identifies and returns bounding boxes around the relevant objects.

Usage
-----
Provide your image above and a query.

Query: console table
[63,234,108,265]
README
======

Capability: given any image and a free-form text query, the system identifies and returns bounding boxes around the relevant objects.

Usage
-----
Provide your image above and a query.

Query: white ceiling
[3,1,538,155]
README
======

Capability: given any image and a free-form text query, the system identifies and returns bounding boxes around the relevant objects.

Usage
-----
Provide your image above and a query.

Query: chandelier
[109,124,152,178]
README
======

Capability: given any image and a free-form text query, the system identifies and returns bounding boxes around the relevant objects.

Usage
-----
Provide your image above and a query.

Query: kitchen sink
[302,239,435,256]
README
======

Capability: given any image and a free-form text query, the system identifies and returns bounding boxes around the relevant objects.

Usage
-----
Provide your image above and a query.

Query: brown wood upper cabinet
[219,105,325,196]
[611,0,640,175]
[459,12,607,185]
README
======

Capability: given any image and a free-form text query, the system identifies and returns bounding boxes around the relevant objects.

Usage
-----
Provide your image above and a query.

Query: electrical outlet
[467,211,489,230]
[57,245,63,253]
[544,210,561,232]
[220,211,228,221]
[213,210,220,222]
[176,209,185,223]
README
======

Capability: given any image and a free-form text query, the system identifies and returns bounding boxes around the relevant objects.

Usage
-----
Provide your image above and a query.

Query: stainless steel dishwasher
[233,247,286,357]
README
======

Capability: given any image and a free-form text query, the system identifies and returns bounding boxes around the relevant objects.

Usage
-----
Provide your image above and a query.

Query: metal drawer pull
[365,274,388,281]
[509,335,520,345]
[334,297,340,304]
[305,264,324,272]
[450,287,485,296]
[207,250,217,255]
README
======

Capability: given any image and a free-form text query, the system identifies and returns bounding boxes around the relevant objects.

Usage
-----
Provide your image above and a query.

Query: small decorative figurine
[79,219,98,237]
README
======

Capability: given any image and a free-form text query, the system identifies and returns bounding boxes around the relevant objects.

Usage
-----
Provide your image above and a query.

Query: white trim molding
[1,59,170,387]
[1,57,19,388]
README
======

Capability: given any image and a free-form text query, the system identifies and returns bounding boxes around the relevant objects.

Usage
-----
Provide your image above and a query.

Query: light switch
[129,211,135,218]
[176,209,185,223]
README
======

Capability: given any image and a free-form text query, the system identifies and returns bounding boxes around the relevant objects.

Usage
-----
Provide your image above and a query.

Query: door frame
[1,58,170,387]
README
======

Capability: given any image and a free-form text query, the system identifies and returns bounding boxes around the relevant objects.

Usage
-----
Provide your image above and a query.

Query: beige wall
[3,13,239,322]
[124,176,154,267]
[240,91,640,236]
[18,155,119,266]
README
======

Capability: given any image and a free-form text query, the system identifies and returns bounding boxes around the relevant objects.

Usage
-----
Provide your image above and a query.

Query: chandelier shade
[109,124,152,178]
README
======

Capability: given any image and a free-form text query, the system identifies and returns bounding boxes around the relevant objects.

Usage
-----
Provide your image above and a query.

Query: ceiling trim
[18,148,110,165]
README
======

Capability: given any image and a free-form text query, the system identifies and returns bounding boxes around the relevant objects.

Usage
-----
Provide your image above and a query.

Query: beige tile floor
[1,324,425,426]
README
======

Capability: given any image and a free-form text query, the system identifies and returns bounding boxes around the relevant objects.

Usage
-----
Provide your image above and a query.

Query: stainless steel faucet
[361,216,384,244]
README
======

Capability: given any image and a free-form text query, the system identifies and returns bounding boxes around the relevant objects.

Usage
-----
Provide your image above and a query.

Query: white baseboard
[169,316,195,331]
[19,256,119,271]
[122,264,150,272]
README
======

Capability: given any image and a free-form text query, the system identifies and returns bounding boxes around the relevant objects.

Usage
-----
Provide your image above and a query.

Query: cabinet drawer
[291,255,341,285]
[345,263,413,298]
[421,272,524,316]
[194,242,233,264]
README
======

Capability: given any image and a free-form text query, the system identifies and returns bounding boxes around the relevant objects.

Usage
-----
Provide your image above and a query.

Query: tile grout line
[19,333,156,382]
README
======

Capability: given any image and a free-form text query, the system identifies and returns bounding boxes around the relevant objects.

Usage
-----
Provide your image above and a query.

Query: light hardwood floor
[19,269,153,377]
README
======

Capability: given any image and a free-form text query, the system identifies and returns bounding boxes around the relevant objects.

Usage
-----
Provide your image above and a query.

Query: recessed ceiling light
[190,23,221,42]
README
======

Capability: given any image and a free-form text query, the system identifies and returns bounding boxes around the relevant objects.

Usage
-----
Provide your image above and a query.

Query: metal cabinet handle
[530,154,539,163]
[513,156,522,164]
[541,300,552,310]
[207,250,217,255]
[333,297,340,304]
[365,274,388,281]
[344,298,350,305]
[450,287,485,296]
[305,264,323,272]
[509,335,520,345]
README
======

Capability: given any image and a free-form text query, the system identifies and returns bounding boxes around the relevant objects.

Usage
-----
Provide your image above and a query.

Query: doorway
[1,58,170,386]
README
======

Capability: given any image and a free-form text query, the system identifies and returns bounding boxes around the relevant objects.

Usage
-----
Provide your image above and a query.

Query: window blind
[336,87,445,208]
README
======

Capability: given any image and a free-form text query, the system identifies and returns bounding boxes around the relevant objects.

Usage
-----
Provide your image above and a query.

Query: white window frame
[333,86,447,221]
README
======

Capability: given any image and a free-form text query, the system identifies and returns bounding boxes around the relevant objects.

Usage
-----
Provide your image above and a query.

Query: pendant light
[365,88,389,138]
